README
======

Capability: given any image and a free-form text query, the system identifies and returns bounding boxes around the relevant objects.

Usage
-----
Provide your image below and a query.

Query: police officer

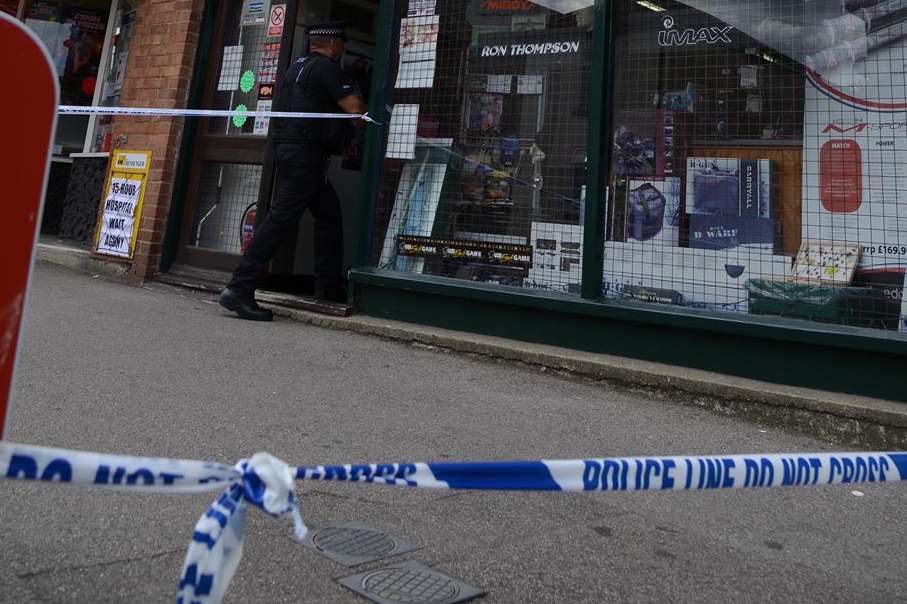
[219,21,368,321]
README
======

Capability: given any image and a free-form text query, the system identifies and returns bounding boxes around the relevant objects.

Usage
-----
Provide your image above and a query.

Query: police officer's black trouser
[229,144,343,295]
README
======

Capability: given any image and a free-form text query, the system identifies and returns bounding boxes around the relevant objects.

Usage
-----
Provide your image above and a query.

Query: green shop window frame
[356,0,907,402]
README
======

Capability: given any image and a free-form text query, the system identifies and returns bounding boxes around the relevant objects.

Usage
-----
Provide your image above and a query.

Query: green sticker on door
[233,104,248,128]
[239,70,256,94]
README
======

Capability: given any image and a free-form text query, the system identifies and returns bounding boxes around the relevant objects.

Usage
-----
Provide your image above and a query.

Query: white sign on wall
[96,177,142,257]
[94,150,151,260]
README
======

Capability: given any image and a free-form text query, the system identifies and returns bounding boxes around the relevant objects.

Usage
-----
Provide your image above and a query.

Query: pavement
[2,262,906,603]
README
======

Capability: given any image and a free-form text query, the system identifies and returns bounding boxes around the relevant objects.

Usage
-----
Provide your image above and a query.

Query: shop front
[36,0,903,399]
[346,0,907,400]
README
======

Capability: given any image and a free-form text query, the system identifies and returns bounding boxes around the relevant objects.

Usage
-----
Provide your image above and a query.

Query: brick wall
[112,0,206,280]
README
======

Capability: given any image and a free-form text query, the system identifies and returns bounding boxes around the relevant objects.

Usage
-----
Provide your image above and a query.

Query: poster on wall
[218,46,243,91]
[257,42,280,84]
[395,15,439,89]
[386,104,420,159]
[408,0,436,16]
[94,151,152,260]
[241,0,270,26]
[801,29,907,331]
[803,70,907,268]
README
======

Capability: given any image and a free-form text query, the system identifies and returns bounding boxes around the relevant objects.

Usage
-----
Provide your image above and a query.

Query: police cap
[307,21,347,40]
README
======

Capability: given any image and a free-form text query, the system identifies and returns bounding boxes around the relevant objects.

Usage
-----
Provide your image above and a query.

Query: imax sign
[657,16,733,47]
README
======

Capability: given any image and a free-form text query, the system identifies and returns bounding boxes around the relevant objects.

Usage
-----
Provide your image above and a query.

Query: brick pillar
[112,0,206,280]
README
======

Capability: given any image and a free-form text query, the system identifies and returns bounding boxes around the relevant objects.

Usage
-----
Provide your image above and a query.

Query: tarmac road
[1,263,905,603]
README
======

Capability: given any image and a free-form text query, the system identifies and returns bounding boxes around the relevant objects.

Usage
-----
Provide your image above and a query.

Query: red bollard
[0,13,58,438]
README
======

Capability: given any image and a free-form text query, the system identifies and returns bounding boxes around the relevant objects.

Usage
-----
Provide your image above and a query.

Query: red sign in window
[820,139,863,214]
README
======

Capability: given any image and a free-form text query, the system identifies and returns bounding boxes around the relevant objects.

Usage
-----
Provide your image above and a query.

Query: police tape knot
[237,453,307,540]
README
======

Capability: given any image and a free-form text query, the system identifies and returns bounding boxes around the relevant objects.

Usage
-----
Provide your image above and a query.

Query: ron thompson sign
[479,40,581,57]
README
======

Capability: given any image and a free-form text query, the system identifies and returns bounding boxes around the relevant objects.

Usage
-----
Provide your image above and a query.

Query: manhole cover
[338,561,483,604]
[363,567,458,603]
[303,522,419,566]
[315,527,396,558]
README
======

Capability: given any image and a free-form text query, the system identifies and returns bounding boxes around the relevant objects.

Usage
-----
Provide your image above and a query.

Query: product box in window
[848,266,906,331]
[686,157,775,250]
[524,222,583,294]
[625,177,681,247]
[601,241,792,313]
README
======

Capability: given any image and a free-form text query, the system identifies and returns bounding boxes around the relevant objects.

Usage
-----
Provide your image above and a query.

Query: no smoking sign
[268,4,286,37]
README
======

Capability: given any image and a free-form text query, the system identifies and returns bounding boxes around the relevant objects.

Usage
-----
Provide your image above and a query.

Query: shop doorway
[175,0,379,297]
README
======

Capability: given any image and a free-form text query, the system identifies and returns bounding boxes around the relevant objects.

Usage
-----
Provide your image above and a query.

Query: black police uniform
[227,25,355,300]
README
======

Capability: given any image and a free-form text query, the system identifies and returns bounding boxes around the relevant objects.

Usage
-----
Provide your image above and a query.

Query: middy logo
[658,16,733,47]
[823,123,870,134]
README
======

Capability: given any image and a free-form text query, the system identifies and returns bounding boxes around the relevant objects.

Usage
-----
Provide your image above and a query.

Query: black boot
[218,287,274,322]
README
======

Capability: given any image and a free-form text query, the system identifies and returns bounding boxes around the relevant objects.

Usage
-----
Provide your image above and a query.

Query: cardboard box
[686,157,772,218]
[601,241,792,313]
[685,157,775,252]
[626,177,681,246]
[689,215,776,250]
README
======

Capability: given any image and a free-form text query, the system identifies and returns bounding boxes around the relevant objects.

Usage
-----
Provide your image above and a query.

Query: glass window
[90,0,137,152]
[603,0,907,337]
[25,0,111,156]
[207,0,284,137]
[371,1,595,294]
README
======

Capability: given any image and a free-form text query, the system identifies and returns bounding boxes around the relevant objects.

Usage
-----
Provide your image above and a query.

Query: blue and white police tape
[57,105,381,124]
[297,452,907,492]
[1,442,305,604]
[3,442,906,603]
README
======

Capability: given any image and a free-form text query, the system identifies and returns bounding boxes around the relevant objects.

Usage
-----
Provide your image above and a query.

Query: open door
[175,0,379,299]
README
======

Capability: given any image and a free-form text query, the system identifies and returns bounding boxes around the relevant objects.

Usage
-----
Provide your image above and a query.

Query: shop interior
[372,1,596,294]
[603,0,907,332]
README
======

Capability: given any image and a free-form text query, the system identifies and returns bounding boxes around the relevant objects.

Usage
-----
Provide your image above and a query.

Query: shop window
[24,0,111,156]
[603,0,907,336]
[90,0,137,152]
[371,1,595,294]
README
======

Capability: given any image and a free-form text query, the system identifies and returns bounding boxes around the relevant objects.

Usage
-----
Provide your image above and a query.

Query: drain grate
[316,527,396,558]
[303,522,419,566]
[338,561,484,604]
